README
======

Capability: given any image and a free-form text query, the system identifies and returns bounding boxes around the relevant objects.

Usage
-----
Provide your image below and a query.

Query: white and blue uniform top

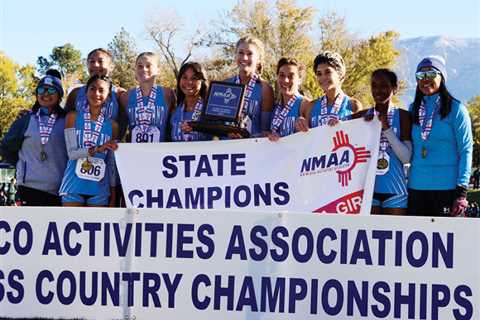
[309,95,353,128]
[226,76,263,136]
[409,94,473,190]
[75,85,119,121]
[126,85,169,143]
[59,109,114,197]
[367,107,408,196]
[170,101,211,142]
[270,95,303,137]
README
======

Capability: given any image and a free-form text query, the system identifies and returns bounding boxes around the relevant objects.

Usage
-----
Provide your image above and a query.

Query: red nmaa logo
[300,130,371,186]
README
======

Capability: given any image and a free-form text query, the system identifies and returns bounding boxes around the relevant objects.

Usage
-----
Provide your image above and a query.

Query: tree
[37,43,84,88]
[108,28,138,89]
[312,12,400,104]
[145,8,203,82]
[201,0,316,85]
[0,53,34,138]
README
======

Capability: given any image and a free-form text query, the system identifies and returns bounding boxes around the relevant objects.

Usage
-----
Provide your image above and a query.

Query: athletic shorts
[62,193,109,206]
[372,192,407,209]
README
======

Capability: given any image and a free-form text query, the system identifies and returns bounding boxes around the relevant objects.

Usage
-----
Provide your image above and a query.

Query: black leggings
[407,189,456,216]
[17,186,62,207]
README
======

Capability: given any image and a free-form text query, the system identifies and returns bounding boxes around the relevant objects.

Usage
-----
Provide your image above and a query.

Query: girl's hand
[227,133,243,139]
[267,132,280,141]
[378,114,390,130]
[295,117,309,132]
[181,122,193,133]
[328,118,340,126]
[97,140,118,153]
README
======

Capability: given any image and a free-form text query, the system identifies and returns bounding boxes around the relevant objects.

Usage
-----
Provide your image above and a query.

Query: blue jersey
[170,104,211,142]
[368,107,408,195]
[270,96,303,137]
[59,111,114,197]
[75,85,119,121]
[310,95,353,128]
[409,94,472,190]
[226,76,263,135]
[126,86,169,142]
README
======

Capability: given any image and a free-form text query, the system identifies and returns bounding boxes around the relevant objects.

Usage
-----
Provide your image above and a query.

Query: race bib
[132,126,161,143]
[75,157,106,182]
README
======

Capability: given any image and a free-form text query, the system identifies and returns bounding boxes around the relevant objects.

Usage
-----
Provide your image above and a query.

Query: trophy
[188,81,249,137]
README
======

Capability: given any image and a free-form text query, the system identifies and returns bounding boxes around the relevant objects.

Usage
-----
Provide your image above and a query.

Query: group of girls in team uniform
[3,35,472,216]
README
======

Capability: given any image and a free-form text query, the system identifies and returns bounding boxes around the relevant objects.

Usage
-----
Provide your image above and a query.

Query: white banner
[116,118,381,214]
[0,207,479,320]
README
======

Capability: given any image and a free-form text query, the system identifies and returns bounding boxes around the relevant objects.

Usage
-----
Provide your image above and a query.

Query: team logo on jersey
[300,130,371,187]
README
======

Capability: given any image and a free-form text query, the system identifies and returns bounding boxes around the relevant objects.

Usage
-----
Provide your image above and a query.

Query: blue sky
[1,0,479,66]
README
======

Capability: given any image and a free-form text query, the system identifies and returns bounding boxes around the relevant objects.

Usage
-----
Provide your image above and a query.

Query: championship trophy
[188,81,249,137]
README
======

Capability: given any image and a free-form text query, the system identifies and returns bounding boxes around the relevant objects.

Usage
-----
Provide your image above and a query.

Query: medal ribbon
[235,73,258,118]
[82,101,106,148]
[180,99,203,141]
[419,96,440,141]
[271,95,298,133]
[36,110,57,145]
[318,92,345,126]
[135,86,157,133]
[379,107,395,154]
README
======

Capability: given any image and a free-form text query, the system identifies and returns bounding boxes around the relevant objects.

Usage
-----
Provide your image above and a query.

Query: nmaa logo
[300,130,371,186]
[214,88,237,104]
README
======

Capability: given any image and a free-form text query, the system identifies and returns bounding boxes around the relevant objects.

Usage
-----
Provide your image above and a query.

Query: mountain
[394,36,480,106]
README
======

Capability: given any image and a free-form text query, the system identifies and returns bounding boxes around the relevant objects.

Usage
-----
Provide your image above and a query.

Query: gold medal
[377,158,389,170]
[421,146,427,159]
[81,159,93,172]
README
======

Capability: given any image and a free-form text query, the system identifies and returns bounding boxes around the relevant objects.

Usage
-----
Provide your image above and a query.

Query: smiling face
[86,79,110,108]
[316,63,343,92]
[277,64,301,97]
[416,66,442,96]
[136,55,159,83]
[36,85,60,109]
[235,42,260,75]
[179,67,202,98]
[371,73,396,105]
[87,51,112,77]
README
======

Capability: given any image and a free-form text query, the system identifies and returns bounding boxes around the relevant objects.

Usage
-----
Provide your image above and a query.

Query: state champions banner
[115,118,381,214]
[0,207,479,320]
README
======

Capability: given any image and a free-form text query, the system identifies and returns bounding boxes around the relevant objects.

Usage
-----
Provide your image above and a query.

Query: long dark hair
[31,101,66,117]
[175,62,209,107]
[412,77,455,124]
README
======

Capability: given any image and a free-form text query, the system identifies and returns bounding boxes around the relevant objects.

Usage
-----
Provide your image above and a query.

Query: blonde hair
[235,36,265,74]
[136,52,160,65]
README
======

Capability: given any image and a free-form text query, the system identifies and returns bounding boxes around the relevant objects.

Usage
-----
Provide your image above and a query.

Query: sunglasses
[415,70,441,81]
[37,86,57,95]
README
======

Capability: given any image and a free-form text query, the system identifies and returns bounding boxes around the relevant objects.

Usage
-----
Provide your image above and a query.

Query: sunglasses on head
[37,86,57,95]
[415,70,441,81]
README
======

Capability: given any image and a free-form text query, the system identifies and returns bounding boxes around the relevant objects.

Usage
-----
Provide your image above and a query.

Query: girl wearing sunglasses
[59,75,119,207]
[408,56,473,216]
[0,76,67,206]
